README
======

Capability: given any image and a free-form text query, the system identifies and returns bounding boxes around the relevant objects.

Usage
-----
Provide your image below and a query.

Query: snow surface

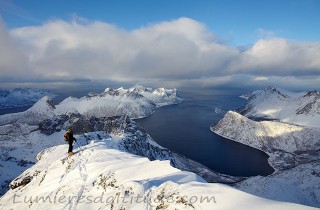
[238,86,320,127]
[235,161,320,208]
[0,88,56,109]
[0,136,315,210]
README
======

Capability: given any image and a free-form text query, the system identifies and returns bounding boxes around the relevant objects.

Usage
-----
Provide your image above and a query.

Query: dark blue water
[0,106,31,115]
[136,88,274,177]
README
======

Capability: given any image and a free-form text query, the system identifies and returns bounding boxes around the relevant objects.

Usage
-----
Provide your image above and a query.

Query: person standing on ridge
[64,128,76,156]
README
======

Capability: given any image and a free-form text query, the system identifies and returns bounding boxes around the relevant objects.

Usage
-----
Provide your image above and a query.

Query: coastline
[209,125,277,175]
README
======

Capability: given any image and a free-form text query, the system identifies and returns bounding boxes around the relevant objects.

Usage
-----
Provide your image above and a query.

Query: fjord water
[136,88,274,177]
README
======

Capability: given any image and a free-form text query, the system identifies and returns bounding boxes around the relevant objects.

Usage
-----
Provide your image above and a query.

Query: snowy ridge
[238,86,320,127]
[0,88,56,109]
[128,85,182,107]
[55,85,182,118]
[211,111,320,170]
[0,85,181,125]
[0,139,314,210]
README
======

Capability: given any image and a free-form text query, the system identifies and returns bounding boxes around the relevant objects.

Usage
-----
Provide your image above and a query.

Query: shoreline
[209,125,277,175]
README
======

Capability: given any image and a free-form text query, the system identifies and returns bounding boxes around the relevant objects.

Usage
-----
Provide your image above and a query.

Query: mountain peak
[304,90,320,97]
[264,85,277,91]
[263,86,289,98]
[28,96,56,112]
[238,86,320,127]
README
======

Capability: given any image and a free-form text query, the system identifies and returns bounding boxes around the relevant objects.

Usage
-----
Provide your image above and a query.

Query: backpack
[64,133,68,141]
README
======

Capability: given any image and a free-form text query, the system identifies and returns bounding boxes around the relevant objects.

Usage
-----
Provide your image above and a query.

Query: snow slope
[238,86,320,127]
[235,161,320,208]
[211,111,320,170]
[0,88,56,109]
[0,138,315,210]
[0,96,56,125]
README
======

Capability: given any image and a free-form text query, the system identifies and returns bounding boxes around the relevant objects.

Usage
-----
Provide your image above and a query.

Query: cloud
[10,17,239,81]
[252,76,269,81]
[230,38,320,76]
[1,17,320,89]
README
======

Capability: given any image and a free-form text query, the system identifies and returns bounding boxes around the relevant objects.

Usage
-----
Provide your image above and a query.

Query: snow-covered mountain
[238,86,320,127]
[211,95,320,208]
[0,96,56,125]
[0,88,56,109]
[0,85,182,125]
[128,85,182,107]
[0,139,314,210]
[211,111,320,170]
[235,161,320,208]
[55,85,182,118]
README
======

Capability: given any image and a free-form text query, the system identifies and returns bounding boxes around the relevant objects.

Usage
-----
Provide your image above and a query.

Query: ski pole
[75,140,84,152]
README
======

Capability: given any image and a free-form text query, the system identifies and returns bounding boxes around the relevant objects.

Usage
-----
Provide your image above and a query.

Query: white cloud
[0,17,319,89]
[252,76,269,81]
[231,38,320,76]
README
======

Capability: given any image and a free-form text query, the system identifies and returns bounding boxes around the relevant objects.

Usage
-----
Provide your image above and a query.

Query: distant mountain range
[238,86,320,127]
[0,85,182,126]
[0,88,56,109]
[55,85,182,118]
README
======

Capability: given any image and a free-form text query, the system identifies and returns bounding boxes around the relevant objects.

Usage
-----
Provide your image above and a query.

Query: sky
[0,0,320,90]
